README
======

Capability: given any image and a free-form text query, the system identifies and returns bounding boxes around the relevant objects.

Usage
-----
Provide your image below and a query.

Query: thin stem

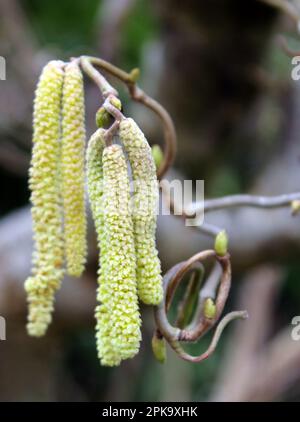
[161,182,222,238]
[103,95,124,121]
[178,254,232,342]
[80,57,118,97]
[81,55,135,85]
[81,55,177,178]
[200,262,222,300]
[128,85,177,178]
[104,120,120,146]
[190,192,300,214]
[169,310,248,363]
[175,265,204,329]
[166,250,216,308]
[154,250,236,361]
[188,262,222,331]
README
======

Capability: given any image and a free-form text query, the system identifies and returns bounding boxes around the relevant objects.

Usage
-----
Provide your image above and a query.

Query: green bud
[130,68,140,83]
[214,230,228,256]
[203,298,217,319]
[151,144,164,170]
[291,200,300,216]
[110,96,122,110]
[95,107,110,128]
[152,333,167,364]
[95,97,121,128]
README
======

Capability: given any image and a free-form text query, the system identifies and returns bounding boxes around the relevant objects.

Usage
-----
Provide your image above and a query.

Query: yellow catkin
[61,62,87,277]
[86,130,120,366]
[119,118,163,305]
[87,138,141,365]
[101,144,141,364]
[25,60,65,337]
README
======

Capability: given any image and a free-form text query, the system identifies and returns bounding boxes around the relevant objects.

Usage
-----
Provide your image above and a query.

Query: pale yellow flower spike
[100,144,141,364]
[119,118,163,305]
[25,60,65,337]
[87,138,141,366]
[61,62,87,277]
[86,129,121,366]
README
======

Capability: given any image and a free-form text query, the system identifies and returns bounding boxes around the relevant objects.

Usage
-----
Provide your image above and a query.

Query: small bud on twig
[151,144,164,170]
[291,200,300,216]
[214,230,228,256]
[203,298,217,319]
[152,331,167,364]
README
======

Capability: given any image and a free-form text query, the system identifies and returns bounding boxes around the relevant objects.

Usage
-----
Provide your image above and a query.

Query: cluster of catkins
[25,60,163,366]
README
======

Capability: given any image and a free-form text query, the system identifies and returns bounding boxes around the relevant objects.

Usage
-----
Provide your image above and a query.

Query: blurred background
[0,0,300,401]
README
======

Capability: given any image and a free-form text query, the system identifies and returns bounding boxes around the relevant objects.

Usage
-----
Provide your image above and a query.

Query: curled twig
[171,310,248,363]
[80,57,118,98]
[154,250,247,363]
[102,95,124,121]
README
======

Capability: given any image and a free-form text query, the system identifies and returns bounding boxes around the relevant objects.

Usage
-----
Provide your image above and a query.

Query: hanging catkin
[119,118,163,305]
[25,60,65,337]
[61,62,87,277]
[87,136,141,365]
[86,129,118,365]
[101,144,141,363]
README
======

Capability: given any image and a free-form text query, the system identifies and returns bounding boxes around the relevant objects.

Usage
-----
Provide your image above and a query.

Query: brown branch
[80,57,118,98]
[170,310,248,364]
[201,192,300,213]
[80,56,177,178]
[154,249,247,363]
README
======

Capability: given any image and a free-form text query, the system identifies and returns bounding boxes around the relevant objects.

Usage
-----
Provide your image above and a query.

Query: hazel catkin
[87,136,141,365]
[119,118,163,305]
[61,62,87,277]
[25,60,65,337]
[101,144,141,363]
[86,129,118,365]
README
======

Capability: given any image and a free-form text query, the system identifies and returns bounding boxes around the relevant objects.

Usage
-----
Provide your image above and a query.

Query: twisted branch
[78,54,300,365]
[80,55,177,178]
[154,250,247,363]
[197,192,300,214]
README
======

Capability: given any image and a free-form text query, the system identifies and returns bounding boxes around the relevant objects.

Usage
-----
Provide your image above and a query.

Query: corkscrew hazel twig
[80,55,176,179]
[154,250,247,363]
[80,56,300,237]
[78,55,300,363]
